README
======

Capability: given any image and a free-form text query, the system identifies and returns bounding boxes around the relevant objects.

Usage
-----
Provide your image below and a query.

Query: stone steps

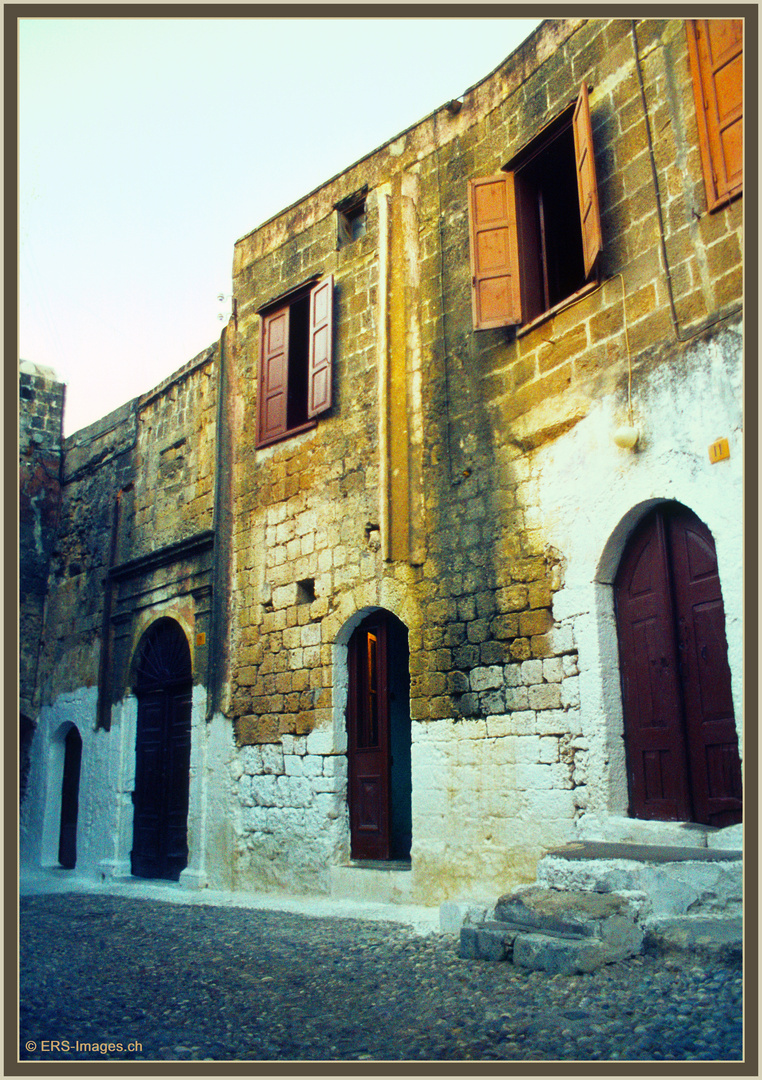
[455,840,743,973]
[459,885,645,974]
[536,841,742,918]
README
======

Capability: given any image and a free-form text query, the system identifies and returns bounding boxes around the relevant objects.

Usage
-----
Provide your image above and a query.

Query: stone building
[20,18,744,906]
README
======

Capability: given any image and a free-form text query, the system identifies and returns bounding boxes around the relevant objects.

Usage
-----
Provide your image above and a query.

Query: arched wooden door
[58,726,82,869]
[131,619,192,881]
[614,505,742,826]
[347,612,411,860]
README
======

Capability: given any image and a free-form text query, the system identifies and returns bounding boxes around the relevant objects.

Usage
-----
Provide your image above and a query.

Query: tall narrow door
[615,505,742,826]
[131,619,193,881]
[58,726,82,869]
[348,615,390,859]
[347,612,412,860]
[131,688,192,880]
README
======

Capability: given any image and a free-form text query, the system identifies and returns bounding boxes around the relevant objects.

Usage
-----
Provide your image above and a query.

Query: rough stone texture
[536,851,743,918]
[21,18,744,907]
[18,892,744,1062]
[512,933,608,976]
[19,365,64,720]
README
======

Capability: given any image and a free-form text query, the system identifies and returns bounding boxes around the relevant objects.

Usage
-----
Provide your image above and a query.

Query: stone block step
[458,886,644,974]
[644,916,743,967]
[536,842,742,918]
[329,862,412,904]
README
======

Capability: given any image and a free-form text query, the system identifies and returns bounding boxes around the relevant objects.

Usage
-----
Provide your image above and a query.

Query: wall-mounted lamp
[613,424,639,450]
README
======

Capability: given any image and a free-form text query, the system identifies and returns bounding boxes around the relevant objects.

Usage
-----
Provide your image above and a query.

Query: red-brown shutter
[256,306,289,446]
[307,274,333,418]
[572,82,602,279]
[687,20,743,211]
[468,174,521,330]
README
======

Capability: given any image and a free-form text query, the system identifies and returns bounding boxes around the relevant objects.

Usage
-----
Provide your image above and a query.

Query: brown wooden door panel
[616,506,741,826]
[615,513,691,820]
[667,511,742,826]
[348,617,390,859]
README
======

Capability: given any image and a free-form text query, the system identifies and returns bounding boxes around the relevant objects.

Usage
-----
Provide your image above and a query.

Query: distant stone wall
[19,363,65,718]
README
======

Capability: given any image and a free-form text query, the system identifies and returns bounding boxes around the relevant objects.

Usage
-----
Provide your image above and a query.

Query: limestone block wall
[225,17,744,902]
[22,344,234,883]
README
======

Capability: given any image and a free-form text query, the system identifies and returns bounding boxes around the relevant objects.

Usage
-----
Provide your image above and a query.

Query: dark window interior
[512,117,587,324]
[287,292,310,429]
[338,200,367,245]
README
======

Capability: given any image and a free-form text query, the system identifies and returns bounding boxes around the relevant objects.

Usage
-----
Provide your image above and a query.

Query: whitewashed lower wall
[20,688,236,891]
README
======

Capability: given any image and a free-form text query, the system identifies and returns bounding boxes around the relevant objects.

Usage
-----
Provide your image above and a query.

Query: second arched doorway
[346,610,411,860]
[614,503,742,827]
[131,618,193,881]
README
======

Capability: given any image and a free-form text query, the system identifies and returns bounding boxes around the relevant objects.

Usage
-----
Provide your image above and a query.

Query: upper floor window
[337,194,367,246]
[468,83,602,330]
[687,19,743,212]
[256,276,334,448]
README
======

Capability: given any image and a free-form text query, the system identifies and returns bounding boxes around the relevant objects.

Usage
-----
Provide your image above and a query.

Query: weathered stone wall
[19,363,65,710]
[226,17,744,899]
[19,362,65,802]
[21,18,744,902]
[22,345,236,885]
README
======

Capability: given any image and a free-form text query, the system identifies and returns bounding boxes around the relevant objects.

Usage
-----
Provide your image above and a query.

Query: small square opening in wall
[337,197,367,246]
[296,578,316,604]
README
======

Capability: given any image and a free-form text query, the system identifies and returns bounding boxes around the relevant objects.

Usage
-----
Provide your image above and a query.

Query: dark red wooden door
[615,506,741,826]
[131,619,192,881]
[348,614,391,859]
[58,726,82,869]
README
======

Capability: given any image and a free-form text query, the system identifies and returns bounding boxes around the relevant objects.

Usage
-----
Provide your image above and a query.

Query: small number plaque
[708,437,730,464]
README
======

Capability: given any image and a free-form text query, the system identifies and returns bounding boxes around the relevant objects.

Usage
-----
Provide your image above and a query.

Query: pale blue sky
[19,15,541,435]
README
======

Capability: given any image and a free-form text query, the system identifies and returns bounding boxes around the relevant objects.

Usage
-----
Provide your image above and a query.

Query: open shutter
[468,174,521,330]
[256,306,289,446]
[307,274,333,418]
[687,20,743,211]
[572,82,602,279]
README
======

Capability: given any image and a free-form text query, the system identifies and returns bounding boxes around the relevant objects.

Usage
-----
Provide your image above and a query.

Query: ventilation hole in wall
[296,578,316,604]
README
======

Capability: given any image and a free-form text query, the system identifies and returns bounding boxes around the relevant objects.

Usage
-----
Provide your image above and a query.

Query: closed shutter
[256,306,289,446]
[468,173,521,330]
[687,20,743,211]
[307,274,333,418]
[572,82,602,278]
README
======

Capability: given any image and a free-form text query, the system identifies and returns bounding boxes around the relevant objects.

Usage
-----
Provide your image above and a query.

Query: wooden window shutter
[468,174,521,330]
[307,274,333,418]
[687,20,743,211]
[572,82,602,279]
[256,306,289,446]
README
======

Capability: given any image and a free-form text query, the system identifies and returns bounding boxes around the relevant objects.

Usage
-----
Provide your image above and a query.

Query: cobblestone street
[18,892,744,1064]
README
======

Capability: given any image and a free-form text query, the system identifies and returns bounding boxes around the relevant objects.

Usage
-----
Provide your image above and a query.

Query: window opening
[256,275,334,448]
[338,199,367,245]
[468,83,602,330]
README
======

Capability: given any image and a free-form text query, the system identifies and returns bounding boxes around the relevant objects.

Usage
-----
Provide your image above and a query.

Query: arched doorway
[20,714,35,807]
[614,503,742,826]
[346,611,411,860]
[131,618,192,881]
[58,725,82,869]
